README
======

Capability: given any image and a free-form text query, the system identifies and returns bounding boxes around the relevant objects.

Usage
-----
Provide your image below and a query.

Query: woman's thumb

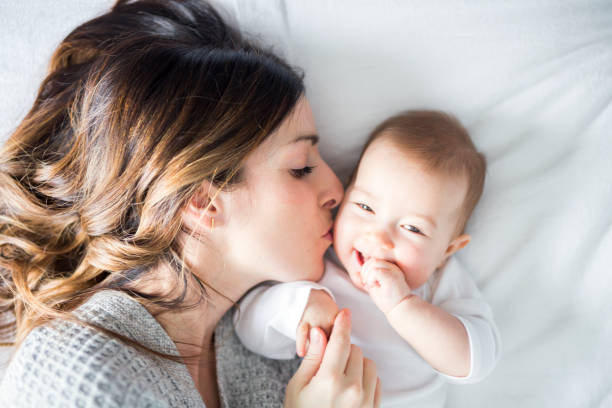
[291,327,327,387]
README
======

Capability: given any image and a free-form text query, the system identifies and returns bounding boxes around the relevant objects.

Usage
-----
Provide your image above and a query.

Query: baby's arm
[428,259,502,383]
[361,259,471,377]
[387,292,471,377]
[234,281,337,359]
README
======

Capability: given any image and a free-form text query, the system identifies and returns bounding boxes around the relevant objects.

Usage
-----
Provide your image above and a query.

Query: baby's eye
[355,202,374,213]
[290,166,315,178]
[401,224,423,235]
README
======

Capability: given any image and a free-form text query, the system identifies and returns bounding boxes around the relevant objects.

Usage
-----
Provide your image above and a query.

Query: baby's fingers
[360,260,376,286]
[361,259,384,281]
[362,265,384,289]
[363,258,393,273]
[296,321,310,357]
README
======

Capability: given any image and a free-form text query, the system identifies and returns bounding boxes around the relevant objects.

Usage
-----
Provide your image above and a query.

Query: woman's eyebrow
[290,134,319,145]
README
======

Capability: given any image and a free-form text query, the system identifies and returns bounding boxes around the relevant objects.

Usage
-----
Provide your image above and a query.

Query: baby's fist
[296,289,339,357]
[361,258,412,314]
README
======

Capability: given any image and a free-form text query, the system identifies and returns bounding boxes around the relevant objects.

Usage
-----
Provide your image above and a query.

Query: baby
[234,110,502,407]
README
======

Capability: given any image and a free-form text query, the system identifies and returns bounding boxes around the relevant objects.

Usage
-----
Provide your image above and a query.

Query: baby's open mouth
[353,249,371,267]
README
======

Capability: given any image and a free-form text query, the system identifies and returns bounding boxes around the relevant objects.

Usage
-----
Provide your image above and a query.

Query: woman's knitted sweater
[0,290,300,407]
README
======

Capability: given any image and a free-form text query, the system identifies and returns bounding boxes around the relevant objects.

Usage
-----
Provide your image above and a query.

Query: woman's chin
[283,258,326,283]
[309,258,326,282]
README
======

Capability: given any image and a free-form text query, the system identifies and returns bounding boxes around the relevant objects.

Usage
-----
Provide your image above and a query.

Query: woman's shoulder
[0,290,205,408]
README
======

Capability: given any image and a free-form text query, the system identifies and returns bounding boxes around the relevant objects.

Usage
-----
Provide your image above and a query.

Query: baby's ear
[438,234,471,267]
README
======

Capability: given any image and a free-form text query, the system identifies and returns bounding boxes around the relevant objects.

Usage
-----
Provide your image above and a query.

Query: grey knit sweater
[0,290,300,407]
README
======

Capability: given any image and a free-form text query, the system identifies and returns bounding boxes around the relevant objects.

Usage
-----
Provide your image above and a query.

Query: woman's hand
[284,309,381,408]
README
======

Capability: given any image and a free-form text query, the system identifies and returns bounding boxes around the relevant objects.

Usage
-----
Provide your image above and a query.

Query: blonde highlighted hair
[0,0,304,363]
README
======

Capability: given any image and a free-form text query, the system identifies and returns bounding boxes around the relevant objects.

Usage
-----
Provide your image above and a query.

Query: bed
[1,1,610,406]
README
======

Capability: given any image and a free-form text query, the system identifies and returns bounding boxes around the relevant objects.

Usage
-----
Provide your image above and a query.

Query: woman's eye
[402,224,423,235]
[356,202,374,213]
[290,166,315,178]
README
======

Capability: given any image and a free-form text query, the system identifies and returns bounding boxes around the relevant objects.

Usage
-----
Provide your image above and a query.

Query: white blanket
[1,1,611,407]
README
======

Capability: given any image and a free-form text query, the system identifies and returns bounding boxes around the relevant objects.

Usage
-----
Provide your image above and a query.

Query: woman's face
[221,97,343,285]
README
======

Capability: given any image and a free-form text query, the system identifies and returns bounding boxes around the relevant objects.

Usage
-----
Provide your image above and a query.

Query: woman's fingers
[362,357,379,405]
[344,344,363,380]
[374,377,382,408]
[289,327,327,388]
[287,309,382,408]
[319,309,352,375]
[296,322,310,357]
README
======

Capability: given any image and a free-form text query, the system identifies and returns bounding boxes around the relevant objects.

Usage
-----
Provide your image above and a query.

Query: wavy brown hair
[0,0,304,363]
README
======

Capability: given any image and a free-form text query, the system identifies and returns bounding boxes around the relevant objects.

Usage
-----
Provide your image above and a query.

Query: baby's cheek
[334,213,355,253]
[396,249,429,288]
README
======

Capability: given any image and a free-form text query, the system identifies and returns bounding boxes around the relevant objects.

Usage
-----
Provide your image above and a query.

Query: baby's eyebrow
[290,134,319,145]
[413,214,437,230]
[352,186,374,197]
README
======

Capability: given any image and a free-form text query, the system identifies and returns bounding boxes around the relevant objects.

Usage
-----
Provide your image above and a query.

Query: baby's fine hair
[356,110,486,235]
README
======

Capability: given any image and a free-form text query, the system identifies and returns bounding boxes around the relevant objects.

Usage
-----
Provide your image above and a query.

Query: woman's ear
[182,181,224,233]
[437,234,471,268]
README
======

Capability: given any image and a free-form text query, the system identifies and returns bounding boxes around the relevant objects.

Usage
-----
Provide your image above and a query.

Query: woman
[0,0,381,406]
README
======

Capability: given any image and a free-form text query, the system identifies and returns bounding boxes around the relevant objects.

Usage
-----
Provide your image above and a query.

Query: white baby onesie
[234,255,501,408]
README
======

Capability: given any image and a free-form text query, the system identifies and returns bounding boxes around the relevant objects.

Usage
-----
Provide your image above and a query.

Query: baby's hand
[361,258,412,315]
[296,289,339,357]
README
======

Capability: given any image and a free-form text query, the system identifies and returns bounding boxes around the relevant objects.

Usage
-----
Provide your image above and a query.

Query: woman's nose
[322,197,337,209]
[319,161,344,209]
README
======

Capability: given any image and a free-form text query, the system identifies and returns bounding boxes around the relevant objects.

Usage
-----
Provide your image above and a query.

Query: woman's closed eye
[290,166,316,178]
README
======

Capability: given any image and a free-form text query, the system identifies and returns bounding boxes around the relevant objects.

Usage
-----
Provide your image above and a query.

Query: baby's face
[333,137,468,291]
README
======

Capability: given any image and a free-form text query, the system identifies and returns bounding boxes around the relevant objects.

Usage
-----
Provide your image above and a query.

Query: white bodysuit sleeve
[234,281,334,360]
[430,257,502,384]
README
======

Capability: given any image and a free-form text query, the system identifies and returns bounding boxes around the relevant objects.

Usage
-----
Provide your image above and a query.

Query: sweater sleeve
[0,323,168,408]
[430,257,502,384]
[0,291,207,408]
[234,281,335,360]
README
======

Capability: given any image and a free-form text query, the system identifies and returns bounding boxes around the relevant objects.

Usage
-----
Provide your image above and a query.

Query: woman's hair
[0,0,304,363]
[351,110,486,235]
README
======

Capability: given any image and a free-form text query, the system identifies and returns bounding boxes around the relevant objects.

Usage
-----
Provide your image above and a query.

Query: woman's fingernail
[310,328,320,344]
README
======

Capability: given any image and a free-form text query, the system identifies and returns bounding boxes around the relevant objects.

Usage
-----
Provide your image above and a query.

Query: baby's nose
[365,230,395,251]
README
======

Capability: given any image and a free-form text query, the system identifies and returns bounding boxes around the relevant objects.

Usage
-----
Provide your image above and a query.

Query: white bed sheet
[1,1,611,407]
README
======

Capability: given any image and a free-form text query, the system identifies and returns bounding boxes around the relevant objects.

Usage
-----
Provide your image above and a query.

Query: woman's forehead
[274,97,316,143]
[251,97,317,159]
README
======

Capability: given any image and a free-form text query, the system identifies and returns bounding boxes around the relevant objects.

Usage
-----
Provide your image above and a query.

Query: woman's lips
[322,226,333,241]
